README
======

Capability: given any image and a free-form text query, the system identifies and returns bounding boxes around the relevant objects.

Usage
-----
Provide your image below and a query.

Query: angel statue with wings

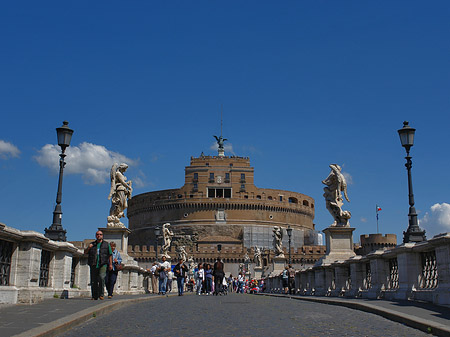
[273,226,284,258]
[322,164,351,227]
[107,163,133,227]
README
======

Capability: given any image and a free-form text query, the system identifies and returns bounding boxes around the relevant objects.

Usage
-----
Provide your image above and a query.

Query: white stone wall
[263,232,450,306]
[0,223,150,304]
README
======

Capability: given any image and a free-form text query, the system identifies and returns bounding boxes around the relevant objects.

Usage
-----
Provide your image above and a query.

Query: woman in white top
[196,263,205,295]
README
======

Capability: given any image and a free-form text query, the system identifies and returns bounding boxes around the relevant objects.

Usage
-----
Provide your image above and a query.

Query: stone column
[306,269,315,295]
[314,266,327,296]
[318,227,356,265]
[367,252,389,299]
[253,267,263,280]
[332,263,349,297]
[391,243,421,300]
[428,234,450,305]
[346,256,364,298]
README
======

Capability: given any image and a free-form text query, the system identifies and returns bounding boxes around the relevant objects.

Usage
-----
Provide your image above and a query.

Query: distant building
[127,148,325,271]
[356,234,397,256]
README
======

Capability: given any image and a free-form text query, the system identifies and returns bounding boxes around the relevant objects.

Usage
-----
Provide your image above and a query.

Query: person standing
[281,266,289,294]
[158,256,171,295]
[205,264,213,295]
[105,242,122,298]
[173,258,188,296]
[167,269,174,293]
[288,264,296,295]
[149,262,158,294]
[196,263,204,295]
[85,230,112,300]
[213,257,225,296]
[237,272,245,293]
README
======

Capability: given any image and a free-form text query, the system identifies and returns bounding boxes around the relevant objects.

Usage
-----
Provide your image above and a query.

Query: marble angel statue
[322,164,351,227]
[107,163,133,227]
[161,223,174,258]
[273,226,284,258]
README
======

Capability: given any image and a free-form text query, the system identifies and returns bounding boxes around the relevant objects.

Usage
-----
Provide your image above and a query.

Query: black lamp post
[286,226,292,264]
[397,121,426,243]
[45,121,73,242]
[154,226,161,261]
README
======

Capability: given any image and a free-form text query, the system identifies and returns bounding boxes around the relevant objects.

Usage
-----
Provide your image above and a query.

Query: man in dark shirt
[173,258,188,296]
[84,230,112,300]
[213,257,225,296]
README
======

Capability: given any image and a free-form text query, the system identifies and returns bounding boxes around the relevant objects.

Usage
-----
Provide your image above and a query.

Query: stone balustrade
[0,223,150,304]
[262,232,450,306]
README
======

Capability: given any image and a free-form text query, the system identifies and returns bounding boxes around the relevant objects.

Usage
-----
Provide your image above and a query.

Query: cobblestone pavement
[61,293,429,337]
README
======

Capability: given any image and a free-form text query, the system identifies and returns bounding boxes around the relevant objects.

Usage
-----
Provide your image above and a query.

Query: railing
[0,223,152,304]
[262,233,450,306]
[70,257,78,288]
[0,239,14,286]
[420,251,438,289]
[39,250,51,287]
[388,258,399,289]
[364,262,371,289]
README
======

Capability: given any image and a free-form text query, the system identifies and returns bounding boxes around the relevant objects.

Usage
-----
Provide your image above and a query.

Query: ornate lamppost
[397,121,426,243]
[286,226,292,264]
[45,121,73,242]
[154,226,161,261]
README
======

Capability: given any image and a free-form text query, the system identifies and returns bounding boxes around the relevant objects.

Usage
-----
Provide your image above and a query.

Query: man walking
[288,264,296,294]
[213,256,225,295]
[158,255,171,295]
[85,230,112,300]
[173,258,188,296]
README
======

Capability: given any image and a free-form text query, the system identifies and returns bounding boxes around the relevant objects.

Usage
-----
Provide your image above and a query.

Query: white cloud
[34,142,136,185]
[420,203,450,237]
[360,217,368,223]
[0,140,20,159]
[342,171,353,185]
[210,142,235,155]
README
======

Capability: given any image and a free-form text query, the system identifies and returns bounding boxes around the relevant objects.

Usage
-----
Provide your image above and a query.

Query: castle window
[193,173,198,182]
[208,188,215,198]
[240,173,246,183]
[208,188,231,198]
[209,173,214,182]
[225,173,230,183]
[289,197,298,204]
[279,196,283,202]
[256,195,261,199]
[240,184,245,192]
[303,200,309,206]
[268,196,273,200]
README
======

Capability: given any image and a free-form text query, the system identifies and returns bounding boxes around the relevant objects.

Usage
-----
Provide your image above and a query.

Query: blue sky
[1,1,449,243]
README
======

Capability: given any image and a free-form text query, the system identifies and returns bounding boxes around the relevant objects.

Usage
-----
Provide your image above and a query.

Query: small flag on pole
[376,205,382,233]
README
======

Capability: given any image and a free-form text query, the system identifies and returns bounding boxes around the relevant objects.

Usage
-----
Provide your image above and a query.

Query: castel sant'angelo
[127,136,325,271]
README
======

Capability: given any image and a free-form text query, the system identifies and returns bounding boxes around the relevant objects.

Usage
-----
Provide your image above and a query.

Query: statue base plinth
[316,226,356,266]
[254,267,263,280]
[98,226,138,267]
[270,256,286,276]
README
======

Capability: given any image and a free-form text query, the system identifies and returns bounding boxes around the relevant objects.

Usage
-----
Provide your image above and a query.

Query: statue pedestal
[254,267,263,280]
[270,256,286,276]
[98,227,130,254]
[316,226,356,266]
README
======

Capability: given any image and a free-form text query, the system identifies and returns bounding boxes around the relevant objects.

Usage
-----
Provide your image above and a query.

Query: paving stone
[60,294,429,337]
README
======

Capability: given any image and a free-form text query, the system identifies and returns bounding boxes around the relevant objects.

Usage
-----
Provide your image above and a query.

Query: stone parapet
[0,223,150,304]
[263,232,450,306]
